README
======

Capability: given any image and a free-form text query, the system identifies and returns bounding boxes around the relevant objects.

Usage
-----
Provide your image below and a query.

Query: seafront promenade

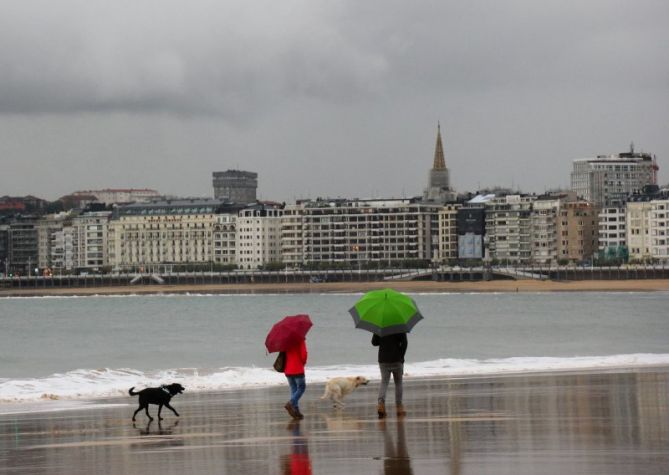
[2,278,669,297]
[3,264,669,292]
[1,369,667,474]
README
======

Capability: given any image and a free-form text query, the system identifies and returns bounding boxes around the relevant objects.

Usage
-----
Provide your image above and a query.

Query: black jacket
[371,333,407,364]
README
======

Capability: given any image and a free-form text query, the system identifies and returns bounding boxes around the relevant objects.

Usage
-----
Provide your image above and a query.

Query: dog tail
[128,387,139,396]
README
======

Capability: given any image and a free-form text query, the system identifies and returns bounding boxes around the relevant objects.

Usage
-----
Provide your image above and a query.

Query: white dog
[320,376,370,408]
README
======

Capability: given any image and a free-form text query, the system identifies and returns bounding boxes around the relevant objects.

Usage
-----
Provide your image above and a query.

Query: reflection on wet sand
[0,369,667,474]
[280,421,312,475]
[380,419,412,475]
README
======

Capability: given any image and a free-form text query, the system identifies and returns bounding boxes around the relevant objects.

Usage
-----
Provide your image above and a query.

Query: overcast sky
[1,0,667,202]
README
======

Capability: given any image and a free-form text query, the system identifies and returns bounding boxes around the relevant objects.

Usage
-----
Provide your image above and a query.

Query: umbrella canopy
[265,314,313,353]
[349,288,423,336]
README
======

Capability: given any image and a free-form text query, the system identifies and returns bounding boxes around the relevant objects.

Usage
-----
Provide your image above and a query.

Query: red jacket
[284,340,308,376]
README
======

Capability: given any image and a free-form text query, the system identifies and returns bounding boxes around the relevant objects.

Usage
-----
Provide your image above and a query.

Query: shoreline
[2,368,668,474]
[3,278,669,297]
[3,361,669,414]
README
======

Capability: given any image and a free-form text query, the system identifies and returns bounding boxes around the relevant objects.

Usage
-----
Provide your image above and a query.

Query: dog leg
[132,406,143,422]
[158,404,164,420]
[332,387,344,409]
[145,406,153,421]
[165,403,180,417]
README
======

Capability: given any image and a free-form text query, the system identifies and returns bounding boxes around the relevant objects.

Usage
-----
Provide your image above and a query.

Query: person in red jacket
[284,339,308,419]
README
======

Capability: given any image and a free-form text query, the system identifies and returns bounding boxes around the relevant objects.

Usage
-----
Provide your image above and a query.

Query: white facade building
[598,207,627,257]
[571,148,657,207]
[235,205,283,270]
[649,199,669,260]
[107,199,240,269]
[213,214,237,266]
[72,212,112,270]
[485,195,535,264]
[626,200,652,261]
[281,198,441,267]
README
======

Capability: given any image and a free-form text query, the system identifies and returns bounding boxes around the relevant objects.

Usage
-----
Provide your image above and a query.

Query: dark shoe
[295,408,305,420]
[377,400,386,419]
[285,402,297,418]
[396,404,406,417]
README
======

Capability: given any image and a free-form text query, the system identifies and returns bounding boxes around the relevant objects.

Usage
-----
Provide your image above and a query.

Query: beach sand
[1,369,667,474]
[3,278,669,297]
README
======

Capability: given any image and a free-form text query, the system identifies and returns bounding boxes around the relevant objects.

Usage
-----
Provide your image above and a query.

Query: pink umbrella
[265,314,313,353]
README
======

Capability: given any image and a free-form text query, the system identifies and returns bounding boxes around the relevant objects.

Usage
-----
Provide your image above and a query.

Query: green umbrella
[349,288,424,336]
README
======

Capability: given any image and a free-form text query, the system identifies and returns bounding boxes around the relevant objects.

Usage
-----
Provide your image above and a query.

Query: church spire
[433,122,446,170]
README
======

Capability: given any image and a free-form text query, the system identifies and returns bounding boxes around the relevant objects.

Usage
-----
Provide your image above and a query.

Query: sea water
[1,291,668,406]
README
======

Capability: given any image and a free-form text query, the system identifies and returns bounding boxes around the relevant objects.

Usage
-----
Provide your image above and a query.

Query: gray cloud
[0,0,667,200]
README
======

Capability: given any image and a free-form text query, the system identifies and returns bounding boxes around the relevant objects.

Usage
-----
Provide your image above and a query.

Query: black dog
[129,383,185,421]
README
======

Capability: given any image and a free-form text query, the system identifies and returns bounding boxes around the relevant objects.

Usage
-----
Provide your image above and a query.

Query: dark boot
[377,400,386,419]
[295,408,304,420]
[396,404,406,417]
[285,402,297,418]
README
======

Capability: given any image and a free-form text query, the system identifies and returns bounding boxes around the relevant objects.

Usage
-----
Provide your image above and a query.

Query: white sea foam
[1,354,668,408]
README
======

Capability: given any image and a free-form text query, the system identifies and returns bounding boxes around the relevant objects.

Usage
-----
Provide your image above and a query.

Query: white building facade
[235,205,283,270]
[571,149,657,207]
[281,198,441,267]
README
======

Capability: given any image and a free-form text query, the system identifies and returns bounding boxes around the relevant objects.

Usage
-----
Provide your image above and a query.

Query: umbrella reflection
[281,420,312,475]
[380,419,413,475]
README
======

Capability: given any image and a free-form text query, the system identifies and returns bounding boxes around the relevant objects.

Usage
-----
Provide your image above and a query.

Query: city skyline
[1,1,667,202]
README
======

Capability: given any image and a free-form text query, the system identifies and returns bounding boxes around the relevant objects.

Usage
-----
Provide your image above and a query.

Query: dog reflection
[134,419,179,436]
[280,421,312,475]
[380,419,413,475]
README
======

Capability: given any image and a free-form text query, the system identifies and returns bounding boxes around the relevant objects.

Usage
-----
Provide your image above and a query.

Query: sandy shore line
[2,278,669,297]
[1,369,667,474]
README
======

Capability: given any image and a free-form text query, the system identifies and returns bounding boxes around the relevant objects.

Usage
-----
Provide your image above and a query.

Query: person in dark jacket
[372,332,407,418]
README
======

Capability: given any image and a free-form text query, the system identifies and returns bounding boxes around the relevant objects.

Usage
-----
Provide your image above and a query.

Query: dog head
[354,376,369,387]
[165,383,185,396]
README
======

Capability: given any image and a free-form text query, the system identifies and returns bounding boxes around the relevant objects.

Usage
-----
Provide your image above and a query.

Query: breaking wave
[1,354,668,407]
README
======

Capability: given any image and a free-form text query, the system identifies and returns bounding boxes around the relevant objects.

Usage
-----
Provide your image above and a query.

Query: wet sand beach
[1,369,667,474]
[2,278,669,297]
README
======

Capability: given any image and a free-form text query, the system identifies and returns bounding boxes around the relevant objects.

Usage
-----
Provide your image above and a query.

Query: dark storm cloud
[0,1,389,116]
[1,0,665,117]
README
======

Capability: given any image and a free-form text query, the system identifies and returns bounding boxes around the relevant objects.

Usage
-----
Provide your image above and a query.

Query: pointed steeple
[433,122,446,170]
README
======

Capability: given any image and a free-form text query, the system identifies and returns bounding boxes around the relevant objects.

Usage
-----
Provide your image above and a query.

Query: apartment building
[625,190,669,261]
[485,195,535,264]
[571,147,658,207]
[557,202,598,263]
[213,214,237,266]
[598,207,627,260]
[281,198,441,267]
[648,199,669,260]
[7,217,38,275]
[235,203,283,270]
[37,212,72,269]
[107,199,241,269]
[72,211,112,270]
[437,204,460,263]
[0,221,9,275]
[530,198,560,264]
[626,199,652,261]
[456,196,490,260]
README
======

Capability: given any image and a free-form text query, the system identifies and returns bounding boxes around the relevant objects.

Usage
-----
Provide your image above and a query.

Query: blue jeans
[287,375,306,410]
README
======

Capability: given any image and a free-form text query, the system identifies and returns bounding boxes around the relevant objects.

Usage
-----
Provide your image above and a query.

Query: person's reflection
[380,419,413,475]
[281,420,312,475]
